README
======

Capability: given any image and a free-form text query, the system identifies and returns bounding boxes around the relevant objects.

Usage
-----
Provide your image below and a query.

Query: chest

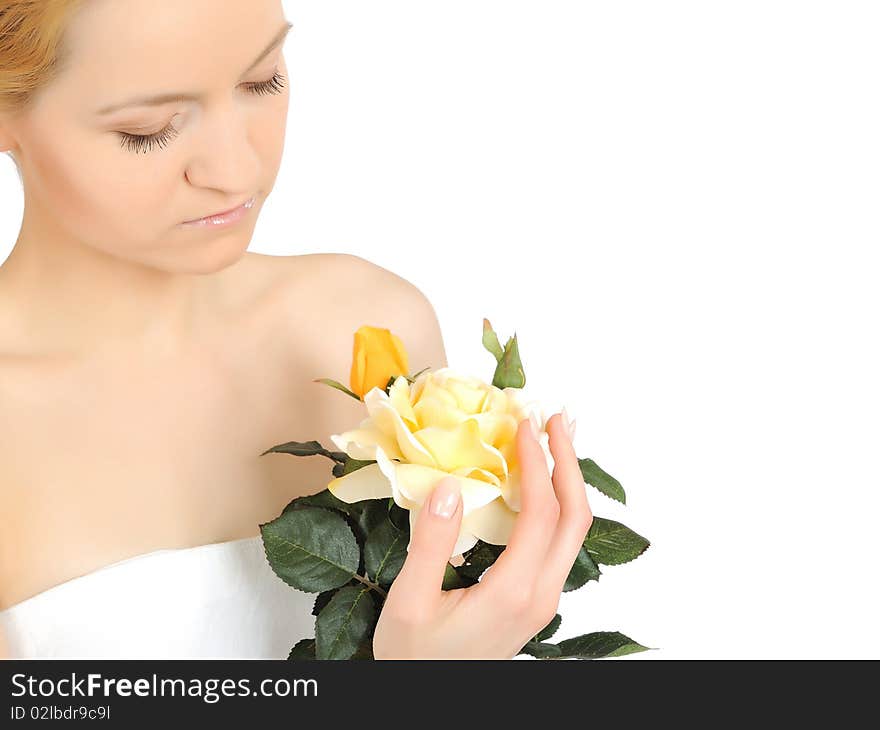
[0,297,366,610]
[0,333,275,507]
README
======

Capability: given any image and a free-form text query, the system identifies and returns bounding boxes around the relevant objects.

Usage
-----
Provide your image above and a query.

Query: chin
[167,238,251,276]
[201,245,251,275]
[188,224,258,272]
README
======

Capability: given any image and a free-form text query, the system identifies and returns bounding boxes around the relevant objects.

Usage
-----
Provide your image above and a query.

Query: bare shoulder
[251,251,449,504]
[268,252,449,373]
[274,251,426,302]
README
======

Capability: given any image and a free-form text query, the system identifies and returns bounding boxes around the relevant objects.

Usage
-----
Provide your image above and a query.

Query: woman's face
[3,0,290,274]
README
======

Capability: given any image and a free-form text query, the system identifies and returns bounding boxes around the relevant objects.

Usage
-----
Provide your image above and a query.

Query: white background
[2,1,878,658]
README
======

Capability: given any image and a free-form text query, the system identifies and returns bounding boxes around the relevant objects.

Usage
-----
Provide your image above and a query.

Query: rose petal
[410,372,430,404]
[413,394,467,430]
[374,448,501,515]
[481,387,509,414]
[330,423,403,461]
[388,375,418,429]
[407,506,479,558]
[470,411,518,452]
[327,461,393,503]
[461,497,519,545]
[450,466,500,489]
[445,377,489,413]
[373,447,422,511]
[364,389,436,467]
[414,418,506,476]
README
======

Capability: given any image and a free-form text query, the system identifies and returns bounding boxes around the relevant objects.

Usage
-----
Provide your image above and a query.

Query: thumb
[394,476,464,602]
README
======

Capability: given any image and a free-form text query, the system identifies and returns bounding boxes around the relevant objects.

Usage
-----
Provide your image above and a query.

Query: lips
[184,196,256,224]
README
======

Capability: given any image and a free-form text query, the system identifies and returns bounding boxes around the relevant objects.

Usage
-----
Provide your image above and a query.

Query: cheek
[27,126,105,230]
[26,118,171,246]
[255,99,287,148]
[253,90,289,181]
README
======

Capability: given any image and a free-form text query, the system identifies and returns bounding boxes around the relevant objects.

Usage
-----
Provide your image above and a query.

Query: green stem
[352,573,388,599]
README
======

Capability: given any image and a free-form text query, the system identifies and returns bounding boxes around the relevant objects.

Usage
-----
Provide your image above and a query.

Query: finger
[389,475,465,615]
[478,415,559,595]
[541,412,593,594]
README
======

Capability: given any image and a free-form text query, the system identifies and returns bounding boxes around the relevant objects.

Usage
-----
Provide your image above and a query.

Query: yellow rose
[349,325,410,400]
[327,367,553,558]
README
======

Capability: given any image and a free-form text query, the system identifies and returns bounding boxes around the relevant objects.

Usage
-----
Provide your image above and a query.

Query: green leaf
[260,506,361,593]
[284,488,351,515]
[260,438,346,463]
[519,641,562,658]
[563,546,602,591]
[286,492,386,550]
[388,502,410,533]
[441,563,472,590]
[350,639,375,660]
[555,631,652,659]
[313,377,362,401]
[348,499,392,546]
[312,590,336,617]
[579,458,626,505]
[364,518,408,585]
[288,637,317,660]
[536,614,562,642]
[491,332,526,389]
[332,457,376,478]
[315,585,377,660]
[482,318,504,362]
[585,517,650,566]
[457,541,504,581]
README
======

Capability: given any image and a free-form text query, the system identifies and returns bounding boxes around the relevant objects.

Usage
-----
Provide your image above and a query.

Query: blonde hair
[1,0,87,178]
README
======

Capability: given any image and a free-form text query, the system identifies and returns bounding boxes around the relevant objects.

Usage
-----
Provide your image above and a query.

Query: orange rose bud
[349,325,410,399]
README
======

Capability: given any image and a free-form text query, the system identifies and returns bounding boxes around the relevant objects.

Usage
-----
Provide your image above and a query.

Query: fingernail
[430,477,461,519]
[528,412,541,440]
[561,407,575,441]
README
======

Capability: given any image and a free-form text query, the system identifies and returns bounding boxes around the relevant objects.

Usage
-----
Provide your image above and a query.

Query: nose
[183,99,261,193]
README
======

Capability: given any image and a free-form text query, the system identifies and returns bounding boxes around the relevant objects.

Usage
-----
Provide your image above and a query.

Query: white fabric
[0,536,316,659]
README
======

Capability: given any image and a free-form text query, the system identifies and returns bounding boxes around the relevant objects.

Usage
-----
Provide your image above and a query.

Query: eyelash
[117,70,288,155]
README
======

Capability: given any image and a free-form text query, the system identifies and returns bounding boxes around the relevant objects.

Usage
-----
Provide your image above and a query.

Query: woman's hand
[372,411,592,659]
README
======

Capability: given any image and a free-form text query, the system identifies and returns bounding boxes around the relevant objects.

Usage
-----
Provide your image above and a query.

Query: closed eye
[117,70,288,155]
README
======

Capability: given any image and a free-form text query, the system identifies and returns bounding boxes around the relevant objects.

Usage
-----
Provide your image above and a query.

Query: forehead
[63,0,284,85]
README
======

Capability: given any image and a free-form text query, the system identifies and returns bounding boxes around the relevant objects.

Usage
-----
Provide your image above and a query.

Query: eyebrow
[97,20,293,115]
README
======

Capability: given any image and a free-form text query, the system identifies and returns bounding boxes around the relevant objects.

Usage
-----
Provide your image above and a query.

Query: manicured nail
[561,407,575,441]
[430,477,461,519]
[528,412,541,440]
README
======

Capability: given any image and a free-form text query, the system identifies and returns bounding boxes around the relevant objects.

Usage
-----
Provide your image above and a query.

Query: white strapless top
[0,536,316,659]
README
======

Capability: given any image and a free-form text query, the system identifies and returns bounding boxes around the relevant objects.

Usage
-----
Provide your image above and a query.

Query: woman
[0,0,591,659]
